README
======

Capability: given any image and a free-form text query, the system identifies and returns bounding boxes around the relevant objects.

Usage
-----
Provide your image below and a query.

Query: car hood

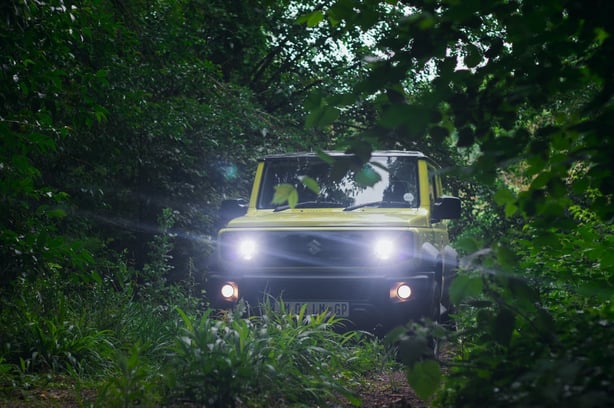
[225,208,430,229]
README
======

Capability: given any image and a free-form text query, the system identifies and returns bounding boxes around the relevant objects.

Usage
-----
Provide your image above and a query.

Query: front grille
[269,232,368,267]
[220,230,414,268]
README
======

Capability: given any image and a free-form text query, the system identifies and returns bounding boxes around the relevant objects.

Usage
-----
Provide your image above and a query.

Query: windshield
[257,155,419,209]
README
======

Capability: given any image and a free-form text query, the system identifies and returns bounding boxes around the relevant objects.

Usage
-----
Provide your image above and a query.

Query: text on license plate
[285,301,350,317]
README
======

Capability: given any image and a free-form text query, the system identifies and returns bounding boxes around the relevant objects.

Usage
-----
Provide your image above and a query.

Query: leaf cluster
[296,1,614,405]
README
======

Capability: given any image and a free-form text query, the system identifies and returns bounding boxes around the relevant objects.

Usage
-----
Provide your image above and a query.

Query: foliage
[300,0,614,216]
[0,196,388,406]
[166,302,377,407]
[297,0,614,405]
[437,208,613,407]
[83,299,389,407]
[2,0,613,406]
[0,0,390,406]
[0,268,116,376]
[97,343,165,408]
[0,0,103,286]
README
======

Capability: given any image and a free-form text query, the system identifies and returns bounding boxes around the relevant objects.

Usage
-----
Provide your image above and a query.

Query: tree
[301,0,613,215]
[297,0,613,404]
[0,0,118,283]
[1,0,349,287]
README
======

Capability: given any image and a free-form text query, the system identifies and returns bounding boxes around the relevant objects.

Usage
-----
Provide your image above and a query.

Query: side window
[427,163,441,206]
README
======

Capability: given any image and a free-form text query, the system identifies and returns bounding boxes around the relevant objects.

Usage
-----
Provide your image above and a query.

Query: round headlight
[238,239,257,260]
[374,238,395,261]
[397,284,412,300]
[220,282,238,301]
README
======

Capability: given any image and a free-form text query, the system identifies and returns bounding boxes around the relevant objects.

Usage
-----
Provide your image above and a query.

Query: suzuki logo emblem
[307,239,322,255]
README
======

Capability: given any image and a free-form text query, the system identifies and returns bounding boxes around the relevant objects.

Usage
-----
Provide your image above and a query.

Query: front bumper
[205,272,436,332]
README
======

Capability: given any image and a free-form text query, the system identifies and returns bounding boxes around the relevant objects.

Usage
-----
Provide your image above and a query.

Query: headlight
[373,238,395,261]
[220,233,260,262]
[237,238,258,261]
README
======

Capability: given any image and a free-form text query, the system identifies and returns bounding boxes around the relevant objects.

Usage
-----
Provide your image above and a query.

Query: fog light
[390,282,412,302]
[397,284,412,300]
[220,282,238,301]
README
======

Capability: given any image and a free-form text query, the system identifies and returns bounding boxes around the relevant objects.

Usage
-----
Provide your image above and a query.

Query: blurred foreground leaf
[406,360,441,401]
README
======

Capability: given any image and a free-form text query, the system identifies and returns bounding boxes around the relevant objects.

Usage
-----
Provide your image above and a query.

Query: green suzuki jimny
[207,150,460,333]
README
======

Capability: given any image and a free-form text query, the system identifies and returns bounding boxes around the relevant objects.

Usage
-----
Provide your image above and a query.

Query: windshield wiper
[273,201,345,212]
[343,200,411,211]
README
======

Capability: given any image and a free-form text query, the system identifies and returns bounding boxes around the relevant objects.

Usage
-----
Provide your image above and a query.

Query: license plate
[284,301,350,317]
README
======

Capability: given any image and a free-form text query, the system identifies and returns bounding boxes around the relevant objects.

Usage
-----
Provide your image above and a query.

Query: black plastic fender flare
[419,242,443,291]
[441,244,459,311]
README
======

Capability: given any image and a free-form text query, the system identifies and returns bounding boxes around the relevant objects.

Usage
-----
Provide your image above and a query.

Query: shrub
[435,210,613,407]
[165,302,382,407]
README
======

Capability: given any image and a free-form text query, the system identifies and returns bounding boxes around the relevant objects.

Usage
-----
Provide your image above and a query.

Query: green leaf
[493,188,515,206]
[329,0,355,21]
[406,360,442,400]
[454,236,482,253]
[304,91,325,111]
[46,208,67,218]
[346,140,373,163]
[90,270,103,284]
[530,172,551,189]
[305,105,340,129]
[504,202,518,217]
[308,10,325,27]
[464,44,482,68]
[493,308,515,346]
[331,160,350,181]
[379,104,412,128]
[316,149,335,165]
[495,243,518,268]
[288,189,299,208]
[449,274,483,304]
[300,176,320,195]
[29,132,57,153]
[429,126,449,143]
[272,183,299,207]
[338,388,362,407]
[297,10,325,27]
[456,127,475,147]
[395,334,429,367]
[355,164,381,187]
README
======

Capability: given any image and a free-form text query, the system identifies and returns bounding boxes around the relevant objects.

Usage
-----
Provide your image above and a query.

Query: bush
[164,302,382,407]
[436,209,613,407]
[0,269,115,376]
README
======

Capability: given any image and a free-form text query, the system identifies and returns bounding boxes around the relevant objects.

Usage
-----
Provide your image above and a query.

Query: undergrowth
[0,208,392,406]
[0,283,389,407]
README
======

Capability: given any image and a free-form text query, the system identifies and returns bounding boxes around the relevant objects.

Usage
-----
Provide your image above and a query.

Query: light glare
[238,239,257,260]
[374,238,395,260]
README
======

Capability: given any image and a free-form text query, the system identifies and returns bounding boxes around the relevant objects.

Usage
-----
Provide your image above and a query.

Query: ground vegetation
[1,0,612,406]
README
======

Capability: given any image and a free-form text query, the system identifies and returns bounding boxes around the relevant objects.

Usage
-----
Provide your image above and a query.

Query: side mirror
[219,199,248,225]
[431,196,461,222]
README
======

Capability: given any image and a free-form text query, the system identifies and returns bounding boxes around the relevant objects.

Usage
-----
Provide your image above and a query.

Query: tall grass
[1,273,390,407]
[163,301,383,407]
[0,271,116,377]
[1,209,391,406]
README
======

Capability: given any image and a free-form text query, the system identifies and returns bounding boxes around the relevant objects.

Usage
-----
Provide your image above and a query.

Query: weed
[97,343,164,408]
[166,301,386,407]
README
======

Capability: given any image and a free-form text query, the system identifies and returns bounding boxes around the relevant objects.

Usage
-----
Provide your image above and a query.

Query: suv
[207,151,460,333]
